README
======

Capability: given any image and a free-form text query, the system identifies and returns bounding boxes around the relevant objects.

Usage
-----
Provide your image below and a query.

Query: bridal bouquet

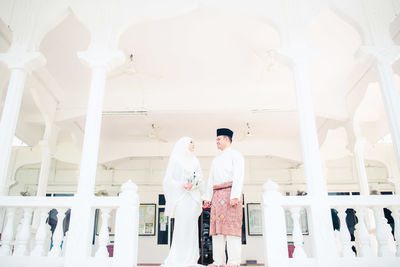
[186,171,201,187]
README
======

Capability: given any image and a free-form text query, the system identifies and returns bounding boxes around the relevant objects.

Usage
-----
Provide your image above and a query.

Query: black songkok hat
[217,128,233,139]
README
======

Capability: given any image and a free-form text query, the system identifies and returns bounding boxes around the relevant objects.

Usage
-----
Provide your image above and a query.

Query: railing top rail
[327,195,400,207]
[0,196,124,209]
[263,194,400,208]
[263,195,313,207]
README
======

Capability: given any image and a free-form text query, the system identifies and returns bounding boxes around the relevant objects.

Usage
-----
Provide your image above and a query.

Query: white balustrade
[336,207,355,258]
[354,207,374,257]
[290,207,307,259]
[95,208,112,258]
[30,208,51,256]
[0,208,16,256]
[13,208,33,256]
[0,180,139,267]
[48,208,67,257]
[373,206,395,257]
[261,182,400,267]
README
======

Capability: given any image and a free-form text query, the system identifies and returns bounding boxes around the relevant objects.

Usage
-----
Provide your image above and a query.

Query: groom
[203,128,244,267]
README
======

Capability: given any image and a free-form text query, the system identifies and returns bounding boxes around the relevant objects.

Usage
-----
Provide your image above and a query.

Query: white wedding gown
[162,137,205,267]
[163,192,203,267]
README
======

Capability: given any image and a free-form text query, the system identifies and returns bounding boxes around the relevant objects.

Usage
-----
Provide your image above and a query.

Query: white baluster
[13,208,33,256]
[392,207,400,257]
[48,208,67,257]
[113,180,140,267]
[337,207,355,257]
[355,207,374,257]
[0,208,16,256]
[373,206,394,257]
[290,207,307,258]
[31,208,50,256]
[95,208,111,258]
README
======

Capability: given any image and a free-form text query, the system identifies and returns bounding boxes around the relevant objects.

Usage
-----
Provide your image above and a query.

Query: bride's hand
[183,183,193,191]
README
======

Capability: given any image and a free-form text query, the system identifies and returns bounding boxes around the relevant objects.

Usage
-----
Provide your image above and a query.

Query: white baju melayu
[162,137,205,267]
[205,147,244,266]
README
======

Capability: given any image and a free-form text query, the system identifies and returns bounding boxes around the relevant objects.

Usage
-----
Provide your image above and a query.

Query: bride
[162,137,204,267]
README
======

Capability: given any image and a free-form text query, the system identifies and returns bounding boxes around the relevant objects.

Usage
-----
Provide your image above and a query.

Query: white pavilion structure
[0,0,400,267]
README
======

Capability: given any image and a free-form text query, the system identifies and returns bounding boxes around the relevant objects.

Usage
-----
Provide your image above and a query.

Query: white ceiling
[0,5,399,164]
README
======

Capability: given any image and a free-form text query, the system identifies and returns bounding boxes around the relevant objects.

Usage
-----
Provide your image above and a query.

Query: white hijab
[163,137,196,218]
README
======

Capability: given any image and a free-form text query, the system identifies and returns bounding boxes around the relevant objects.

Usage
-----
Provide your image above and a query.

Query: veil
[163,137,195,218]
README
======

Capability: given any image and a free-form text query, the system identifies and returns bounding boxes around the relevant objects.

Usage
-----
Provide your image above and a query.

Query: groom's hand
[203,201,211,209]
[230,198,240,207]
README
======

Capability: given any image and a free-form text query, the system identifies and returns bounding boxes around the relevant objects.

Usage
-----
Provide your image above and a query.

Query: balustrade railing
[0,180,139,267]
[262,180,400,267]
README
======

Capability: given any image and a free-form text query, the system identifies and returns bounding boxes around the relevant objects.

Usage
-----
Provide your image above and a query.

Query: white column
[36,140,52,196]
[76,67,106,197]
[32,126,57,231]
[376,60,400,169]
[353,138,377,231]
[279,48,337,260]
[354,139,370,195]
[64,50,124,267]
[0,52,45,196]
[361,46,400,173]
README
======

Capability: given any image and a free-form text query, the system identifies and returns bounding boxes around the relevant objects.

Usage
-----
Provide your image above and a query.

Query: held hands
[230,198,240,207]
[203,201,212,209]
[183,183,193,191]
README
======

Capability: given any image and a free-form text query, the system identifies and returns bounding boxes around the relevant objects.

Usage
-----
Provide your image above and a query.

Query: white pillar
[31,141,52,230]
[376,61,400,169]
[0,52,45,196]
[354,138,370,195]
[361,46,400,173]
[36,140,52,196]
[279,48,337,260]
[64,50,124,267]
[76,68,106,197]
